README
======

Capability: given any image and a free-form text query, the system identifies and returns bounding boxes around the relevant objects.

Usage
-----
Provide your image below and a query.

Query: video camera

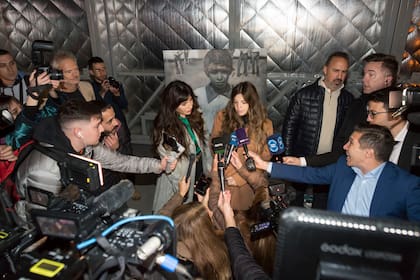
[250,182,296,240]
[31,40,63,81]
[389,86,420,173]
[389,86,420,125]
[1,180,186,279]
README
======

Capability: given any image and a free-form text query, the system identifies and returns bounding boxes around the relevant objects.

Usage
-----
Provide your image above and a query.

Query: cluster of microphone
[212,128,285,191]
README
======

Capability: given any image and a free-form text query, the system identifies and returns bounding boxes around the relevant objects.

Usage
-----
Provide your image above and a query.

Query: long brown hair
[153,80,205,158]
[221,81,268,154]
[172,202,231,280]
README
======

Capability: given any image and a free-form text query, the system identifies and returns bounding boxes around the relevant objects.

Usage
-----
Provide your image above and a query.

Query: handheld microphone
[213,136,227,192]
[212,136,226,161]
[267,133,285,162]
[137,221,173,261]
[224,131,238,167]
[83,179,134,222]
[163,133,186,173]
[235,128,256,171]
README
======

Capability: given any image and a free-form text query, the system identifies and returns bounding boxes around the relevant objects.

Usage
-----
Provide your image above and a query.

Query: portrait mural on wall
[163,49,267,134]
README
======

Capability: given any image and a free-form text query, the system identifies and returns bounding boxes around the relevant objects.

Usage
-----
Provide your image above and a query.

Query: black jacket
[224,227,271,280]
[399,124,420,176]
[306,94,369,166]
[282,81,354,156]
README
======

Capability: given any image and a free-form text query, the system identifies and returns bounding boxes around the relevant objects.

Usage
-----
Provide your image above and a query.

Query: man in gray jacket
[15,100,172,225]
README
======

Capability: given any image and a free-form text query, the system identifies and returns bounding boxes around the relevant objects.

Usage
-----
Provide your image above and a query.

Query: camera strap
[27,85,52,100]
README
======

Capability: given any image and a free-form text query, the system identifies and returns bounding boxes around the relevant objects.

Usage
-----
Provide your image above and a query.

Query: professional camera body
[250,182,295,240]
[389,86,420,125]
[32,40,63,81]
[1,181,178,279]
[107,76,120,88]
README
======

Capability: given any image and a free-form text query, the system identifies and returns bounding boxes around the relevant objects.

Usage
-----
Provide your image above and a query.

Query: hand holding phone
[194,174,211,196]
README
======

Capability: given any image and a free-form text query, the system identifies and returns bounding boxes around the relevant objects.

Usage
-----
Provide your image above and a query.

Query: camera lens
[108,77,120,88]
[50,69,64,80]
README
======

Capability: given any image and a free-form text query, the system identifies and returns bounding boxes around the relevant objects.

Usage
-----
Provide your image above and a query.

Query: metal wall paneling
[0,0,91,71]
[1,0,419,142]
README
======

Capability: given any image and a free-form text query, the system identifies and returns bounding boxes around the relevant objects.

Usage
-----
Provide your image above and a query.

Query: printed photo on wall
[163,49,267,134]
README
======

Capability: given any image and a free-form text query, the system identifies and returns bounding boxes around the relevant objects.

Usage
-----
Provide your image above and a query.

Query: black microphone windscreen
[212,136,226,155]
[94,179,134,213]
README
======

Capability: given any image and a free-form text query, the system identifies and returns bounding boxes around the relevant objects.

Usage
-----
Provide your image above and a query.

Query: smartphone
[195,174,211,196]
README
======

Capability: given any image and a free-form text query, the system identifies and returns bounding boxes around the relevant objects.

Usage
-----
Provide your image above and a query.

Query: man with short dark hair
[88,56,129,131]
[92,100,133,188]
[367,88,420,175]
[0,49,29,103]
[249,124,420,221]
[282,51,354,157]
[281,51,354,209]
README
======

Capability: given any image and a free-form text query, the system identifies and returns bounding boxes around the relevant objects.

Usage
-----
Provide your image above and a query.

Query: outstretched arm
[220,190,270,280]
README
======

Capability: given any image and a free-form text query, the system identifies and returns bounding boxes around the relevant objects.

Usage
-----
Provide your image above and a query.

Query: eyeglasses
[366,110,390,118]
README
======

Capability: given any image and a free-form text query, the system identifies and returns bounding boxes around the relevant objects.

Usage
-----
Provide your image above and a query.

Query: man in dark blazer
[249,124,420,221]
[366,88,420,176]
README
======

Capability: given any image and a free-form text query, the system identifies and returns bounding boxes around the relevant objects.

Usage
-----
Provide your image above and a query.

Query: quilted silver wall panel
[88,0,408,136]
[0,0,91,70]
[1,0,418,142]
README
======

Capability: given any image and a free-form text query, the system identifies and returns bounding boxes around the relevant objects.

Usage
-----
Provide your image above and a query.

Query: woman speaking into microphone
[209,81,273,213]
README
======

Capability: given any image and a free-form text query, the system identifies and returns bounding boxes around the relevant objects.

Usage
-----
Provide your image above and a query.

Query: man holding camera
[48,50,95,103]
[0,49,29,103]
[88,57,129,131]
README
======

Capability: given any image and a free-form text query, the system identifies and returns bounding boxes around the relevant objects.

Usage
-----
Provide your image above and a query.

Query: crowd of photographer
[0,41,419,279]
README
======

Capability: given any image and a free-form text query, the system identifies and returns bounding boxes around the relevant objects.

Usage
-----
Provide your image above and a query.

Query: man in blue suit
[249,124,420,221]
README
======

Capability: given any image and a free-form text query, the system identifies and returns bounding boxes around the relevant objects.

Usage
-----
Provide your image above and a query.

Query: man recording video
[49,50,95,103]
[15,100,174,226]
[366,87,420,176]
